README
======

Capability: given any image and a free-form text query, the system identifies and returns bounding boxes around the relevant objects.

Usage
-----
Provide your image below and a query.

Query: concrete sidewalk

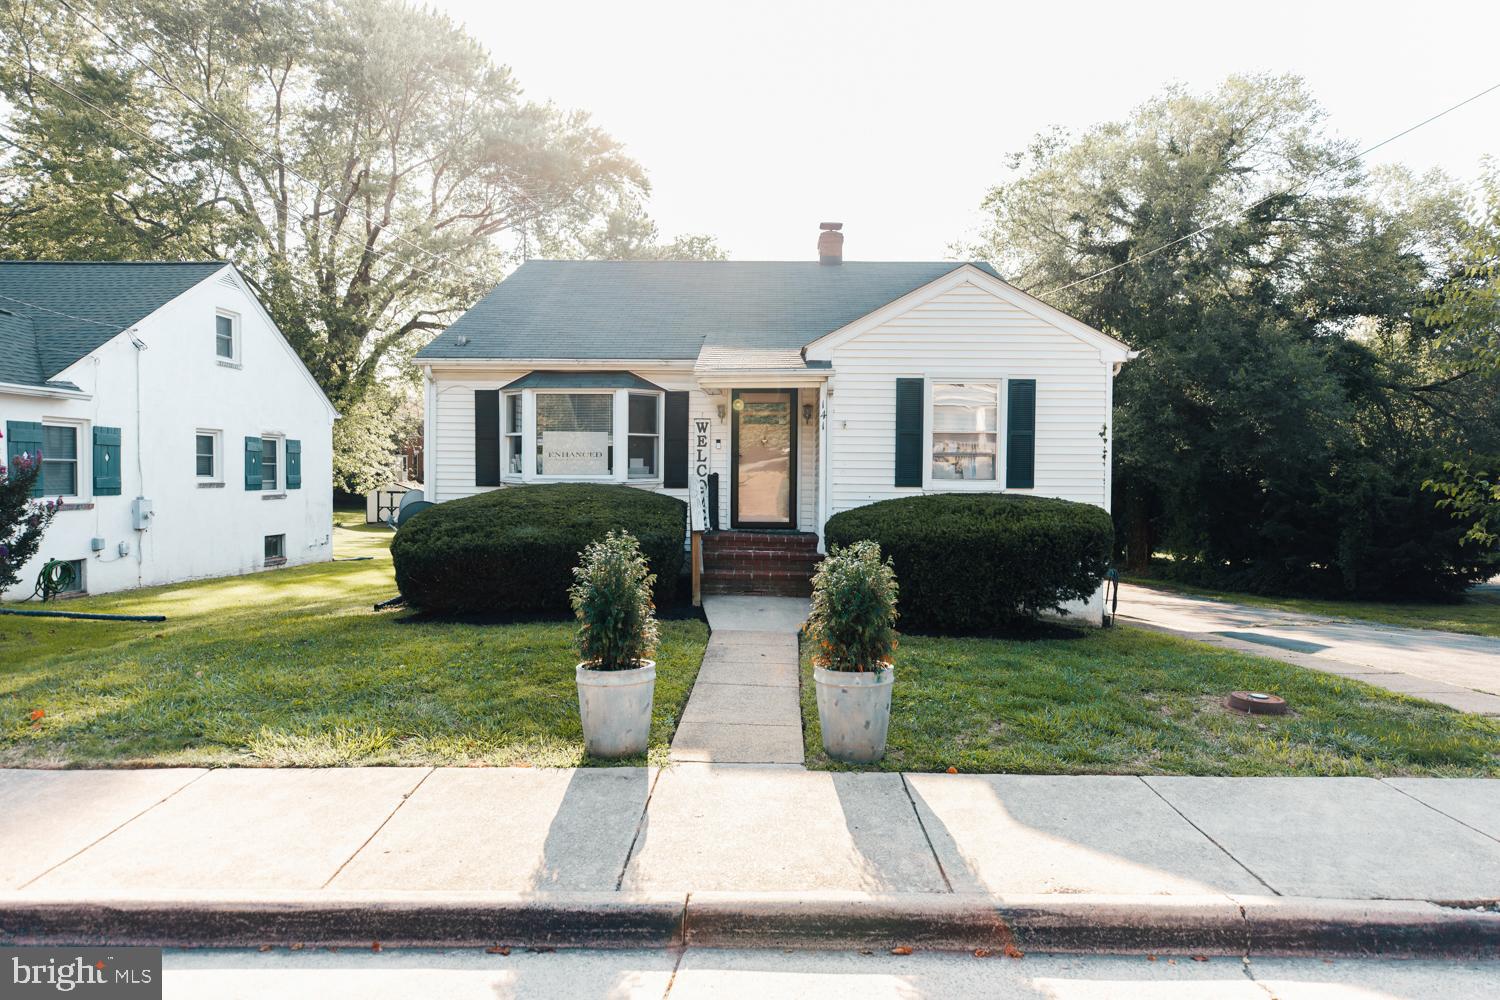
[3,766,1499,953]
[1118,583,1500,715]
[668,596,809,764]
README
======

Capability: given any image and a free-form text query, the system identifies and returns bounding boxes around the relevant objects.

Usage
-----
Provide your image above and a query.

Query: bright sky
[433,0,1500,263]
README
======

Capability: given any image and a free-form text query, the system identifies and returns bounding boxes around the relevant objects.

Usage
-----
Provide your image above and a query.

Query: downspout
[129,329,147,588]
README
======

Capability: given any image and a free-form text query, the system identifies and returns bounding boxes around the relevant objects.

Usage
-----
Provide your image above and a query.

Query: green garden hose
[32,558,76,602]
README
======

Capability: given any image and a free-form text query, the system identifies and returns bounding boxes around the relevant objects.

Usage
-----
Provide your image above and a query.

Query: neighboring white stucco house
[414,225,1133,618]
[0,261,337,600]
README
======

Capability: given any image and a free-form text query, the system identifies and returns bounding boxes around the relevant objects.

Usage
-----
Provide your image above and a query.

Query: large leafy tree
[0,0,653,490]
[962,75,1498,597]
[1425,171,1500,547]
[540,195,727,261]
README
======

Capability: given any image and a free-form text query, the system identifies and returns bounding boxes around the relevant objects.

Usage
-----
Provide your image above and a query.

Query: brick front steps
[701,531,821,597]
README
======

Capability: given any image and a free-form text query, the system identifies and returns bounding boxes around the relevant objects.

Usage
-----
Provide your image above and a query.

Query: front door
[731,389,797,528]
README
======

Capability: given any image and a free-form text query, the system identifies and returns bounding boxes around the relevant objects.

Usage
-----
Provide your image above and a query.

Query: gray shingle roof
[501,370,664,391]
[417,260,1000,363]
[0,261,227,386]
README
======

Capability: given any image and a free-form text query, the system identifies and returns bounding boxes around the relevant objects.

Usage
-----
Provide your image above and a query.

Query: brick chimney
[818,222,844,265]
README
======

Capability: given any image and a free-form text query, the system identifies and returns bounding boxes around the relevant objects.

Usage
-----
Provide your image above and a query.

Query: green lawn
[1,511,708,767]
[800,627,1500,776]
[1123,574,1500,638]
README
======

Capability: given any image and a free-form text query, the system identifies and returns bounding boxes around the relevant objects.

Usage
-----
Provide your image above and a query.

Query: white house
[0,261,337,600]
[414,225,1133,616]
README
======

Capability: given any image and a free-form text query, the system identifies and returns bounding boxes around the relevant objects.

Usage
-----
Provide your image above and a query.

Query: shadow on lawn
[897,618,1095,642]
[392,575,709,627]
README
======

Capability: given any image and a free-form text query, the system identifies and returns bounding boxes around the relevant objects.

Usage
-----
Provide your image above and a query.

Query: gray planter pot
[814,663,894,764]
[576,660,656,758]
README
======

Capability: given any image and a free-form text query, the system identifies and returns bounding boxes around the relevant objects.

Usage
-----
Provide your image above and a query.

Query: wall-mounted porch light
[802,402,814,424]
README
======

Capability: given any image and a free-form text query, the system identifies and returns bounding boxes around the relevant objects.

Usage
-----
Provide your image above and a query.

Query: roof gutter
[416,358,697,370]
[0,380,93,401]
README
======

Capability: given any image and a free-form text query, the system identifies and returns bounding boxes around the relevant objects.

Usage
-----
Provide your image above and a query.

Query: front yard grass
[0,511,708,767]
[801,626,1500,776]
[1123,574,1500,638]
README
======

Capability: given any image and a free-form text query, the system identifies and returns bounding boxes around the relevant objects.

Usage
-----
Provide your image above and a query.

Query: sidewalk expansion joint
[1382,780,1500,847]
[616,767,664,891]
[18,768,212,890]
[1138,776,1282,897]
[320,766,434,890]
[899,773,953,893]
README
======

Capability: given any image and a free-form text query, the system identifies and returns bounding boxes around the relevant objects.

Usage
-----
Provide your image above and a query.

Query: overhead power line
[1037,80,1500,300]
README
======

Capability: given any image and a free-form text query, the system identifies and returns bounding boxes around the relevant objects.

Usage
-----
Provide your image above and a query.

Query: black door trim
[730,388,798,529]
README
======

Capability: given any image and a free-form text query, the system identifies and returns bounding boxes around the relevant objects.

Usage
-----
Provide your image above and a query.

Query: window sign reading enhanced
[5,946,161,997]
[539,431,611,476]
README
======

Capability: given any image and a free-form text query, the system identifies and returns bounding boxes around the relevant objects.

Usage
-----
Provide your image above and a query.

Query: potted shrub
[570,530,661,758]
[807,539,899,764]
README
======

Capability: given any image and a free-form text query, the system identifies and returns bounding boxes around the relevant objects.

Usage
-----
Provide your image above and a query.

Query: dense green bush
[570,531,660,670]
[824,494,1112,632]
[392,484,685,614]
[806,540,899,672]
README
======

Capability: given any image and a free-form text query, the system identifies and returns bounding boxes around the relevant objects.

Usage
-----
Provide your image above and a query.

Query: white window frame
[40,418,88,501]
[195,428,223,482]
[922,377,1004,491]
[502,391,524,481]
[626,391,664,481]
[215,308,241,364]
[260,433,283,492]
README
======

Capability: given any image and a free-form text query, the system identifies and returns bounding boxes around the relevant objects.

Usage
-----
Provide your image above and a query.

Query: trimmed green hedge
[824,494,1113,632]
[391,484,686,614]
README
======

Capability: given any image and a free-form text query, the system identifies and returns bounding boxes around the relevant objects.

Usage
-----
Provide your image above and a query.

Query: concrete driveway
[1117,583,1500,715]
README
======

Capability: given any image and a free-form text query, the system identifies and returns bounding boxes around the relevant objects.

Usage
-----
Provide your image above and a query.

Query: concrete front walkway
[1118,583,1500,715]
[4,766,1499,901]
[668,596,809,764]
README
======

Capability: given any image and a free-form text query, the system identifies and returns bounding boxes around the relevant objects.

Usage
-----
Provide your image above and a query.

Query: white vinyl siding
[825,279,1111,515]
[797,386,819,531]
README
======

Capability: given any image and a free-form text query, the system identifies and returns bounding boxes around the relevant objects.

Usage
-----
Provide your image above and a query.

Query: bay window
[931,382,998,482]
[535,392,614,477]
[504,392,523,475]
[490,374,667,483]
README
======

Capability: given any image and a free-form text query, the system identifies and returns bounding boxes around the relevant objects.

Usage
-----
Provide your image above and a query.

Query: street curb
[0,892,686,950]
[1,891,1496,957]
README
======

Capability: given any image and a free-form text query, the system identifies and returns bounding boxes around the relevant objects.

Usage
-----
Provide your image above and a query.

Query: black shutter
[474,389,500,486]
[663,391,689,488]
[894,378,923,487]
[1006,379,1036,489]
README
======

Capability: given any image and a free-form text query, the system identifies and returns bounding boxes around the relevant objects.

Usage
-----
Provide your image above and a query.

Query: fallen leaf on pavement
[890,946,913,955]
[1004,945,1024,959]
[486,946,511,956]
[257,945,272,953]
[973,948,992,958]
[371,941,382,953]
[289,943,304,952]
[945,766,957,774]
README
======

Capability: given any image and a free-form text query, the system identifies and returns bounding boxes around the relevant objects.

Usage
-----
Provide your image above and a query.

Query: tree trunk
[1125,496,1155,573]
